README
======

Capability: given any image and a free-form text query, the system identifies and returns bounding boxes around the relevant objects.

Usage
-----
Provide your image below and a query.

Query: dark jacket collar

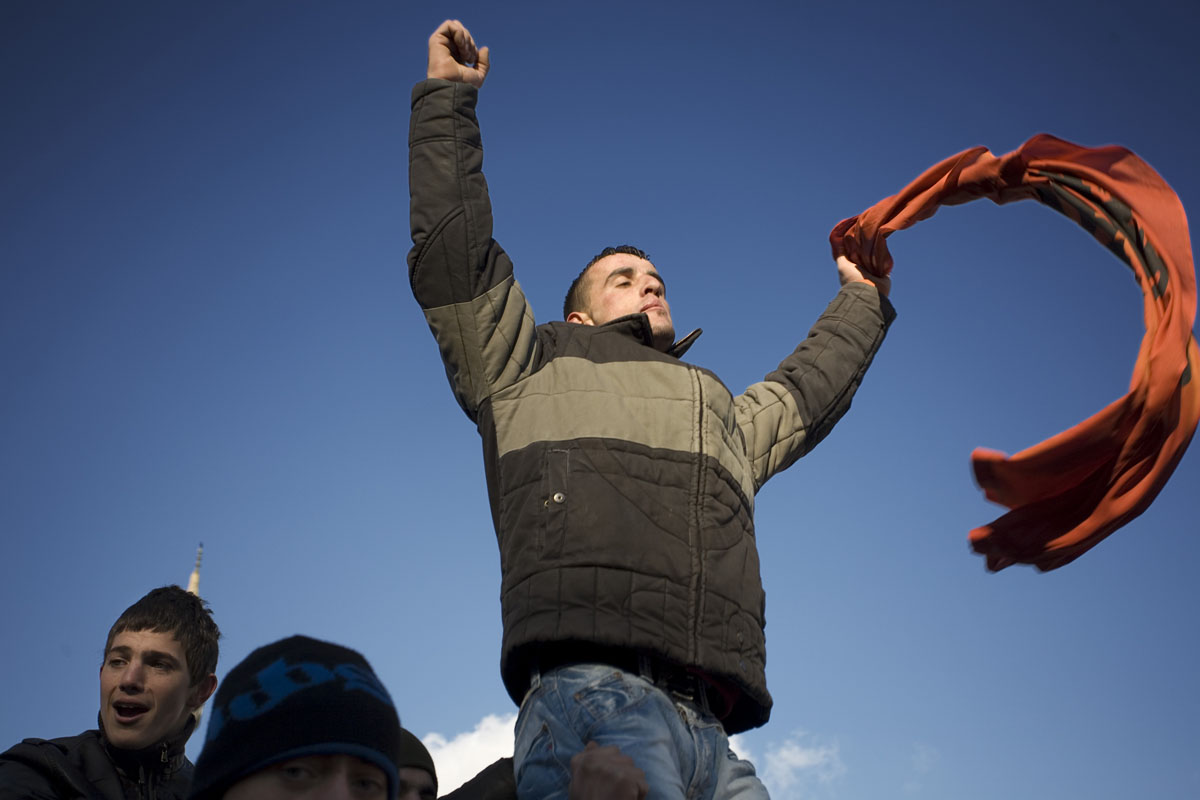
[602,312,703,359]
[669,328,702,358]
[98,712,195,778]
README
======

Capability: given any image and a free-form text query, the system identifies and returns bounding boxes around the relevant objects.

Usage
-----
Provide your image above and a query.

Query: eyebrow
[604,266,666,291]
[141,649,182,666]
[106,646,181,667]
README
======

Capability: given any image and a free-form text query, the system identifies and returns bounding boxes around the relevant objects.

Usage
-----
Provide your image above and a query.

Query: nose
[313,778,356,800]
[641,277,662,297]
[118,662,145,692]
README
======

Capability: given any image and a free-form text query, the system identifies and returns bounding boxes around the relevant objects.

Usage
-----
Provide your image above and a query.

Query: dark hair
[104,585,220,686]
[563,245,652,319]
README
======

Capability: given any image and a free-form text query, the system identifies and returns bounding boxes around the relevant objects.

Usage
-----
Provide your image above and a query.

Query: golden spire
[186,543,203,595]
[187,542,207,728]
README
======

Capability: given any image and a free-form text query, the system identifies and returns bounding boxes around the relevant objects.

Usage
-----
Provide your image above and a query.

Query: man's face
[99,630,206,751]
[568,254,675,351]
[222,754,389,800]
[397,766,437,800]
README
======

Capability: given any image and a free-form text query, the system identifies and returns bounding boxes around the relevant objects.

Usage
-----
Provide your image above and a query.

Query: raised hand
[836,254,891,297]
[427,19,490,88]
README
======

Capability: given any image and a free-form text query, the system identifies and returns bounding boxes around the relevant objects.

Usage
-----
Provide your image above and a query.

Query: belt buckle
[659,666,699,704]
[668,683,697,703]
[638,654,701,706]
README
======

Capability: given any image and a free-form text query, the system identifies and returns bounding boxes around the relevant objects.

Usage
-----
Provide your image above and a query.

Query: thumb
[476,45,491,80]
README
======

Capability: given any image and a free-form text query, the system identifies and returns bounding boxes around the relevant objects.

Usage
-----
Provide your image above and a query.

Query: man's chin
[106,727,155,751]
[103,714,158,751]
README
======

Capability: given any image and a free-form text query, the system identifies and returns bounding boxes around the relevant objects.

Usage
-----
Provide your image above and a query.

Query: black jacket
[409,79,894,733]
[0,723,194,800]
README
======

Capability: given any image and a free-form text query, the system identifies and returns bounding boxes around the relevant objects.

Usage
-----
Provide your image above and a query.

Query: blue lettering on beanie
[206,657,393,742]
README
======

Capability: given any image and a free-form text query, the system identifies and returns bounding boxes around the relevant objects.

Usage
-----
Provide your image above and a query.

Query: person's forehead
[108,629,186,660]
[283,754,384,770]
[397,765,436,787]
[587,254,661,285]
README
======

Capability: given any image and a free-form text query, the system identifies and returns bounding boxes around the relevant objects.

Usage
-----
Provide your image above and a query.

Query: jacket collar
[669,328,702,358]
[602,313,703,359]
[98,711,195,777]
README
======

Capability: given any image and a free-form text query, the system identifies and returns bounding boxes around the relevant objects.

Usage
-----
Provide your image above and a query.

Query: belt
[530,647,717,714]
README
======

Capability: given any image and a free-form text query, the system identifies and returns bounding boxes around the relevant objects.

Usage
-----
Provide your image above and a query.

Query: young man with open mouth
[0,586,220,799]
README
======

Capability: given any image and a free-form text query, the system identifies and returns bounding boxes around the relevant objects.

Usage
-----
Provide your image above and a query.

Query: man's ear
[189,673,218,711]
[566,310,594,326]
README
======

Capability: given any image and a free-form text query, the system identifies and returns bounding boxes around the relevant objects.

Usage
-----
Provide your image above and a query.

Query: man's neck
[98,713,195,773]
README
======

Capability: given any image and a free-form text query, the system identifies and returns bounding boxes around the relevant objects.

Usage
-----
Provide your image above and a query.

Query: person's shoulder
[0,730,103,798]
[440,756,515,800]
[6,729,98,755]
[2,731,74,761]
[0,738,67,797]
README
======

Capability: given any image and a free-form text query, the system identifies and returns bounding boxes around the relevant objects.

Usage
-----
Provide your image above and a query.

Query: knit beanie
[187,635,401,800]
[398,728,438,794]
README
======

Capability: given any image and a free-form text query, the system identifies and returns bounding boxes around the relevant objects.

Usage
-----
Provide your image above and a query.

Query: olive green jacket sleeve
[736,280,895,492]
[407,79,539,423]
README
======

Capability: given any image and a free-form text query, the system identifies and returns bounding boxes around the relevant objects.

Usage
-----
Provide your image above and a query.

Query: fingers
[427,19,489,87]
[476,45,490,81]
[568,743,648,800]
[431,19,480,66]
[835,255,891,297]
[450,22,478,65]
[428,18,457,50]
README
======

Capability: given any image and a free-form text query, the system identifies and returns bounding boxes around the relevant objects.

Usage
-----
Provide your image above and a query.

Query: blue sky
[2,1,1198,797]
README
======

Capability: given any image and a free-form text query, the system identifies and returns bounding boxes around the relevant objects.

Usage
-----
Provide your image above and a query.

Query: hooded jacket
[408,79,895,733]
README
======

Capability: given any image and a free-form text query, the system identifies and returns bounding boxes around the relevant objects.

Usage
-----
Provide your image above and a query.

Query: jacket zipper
[688,363,705,664]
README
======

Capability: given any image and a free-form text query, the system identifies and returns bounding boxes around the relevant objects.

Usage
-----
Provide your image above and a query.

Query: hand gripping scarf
[830,133,1199,571]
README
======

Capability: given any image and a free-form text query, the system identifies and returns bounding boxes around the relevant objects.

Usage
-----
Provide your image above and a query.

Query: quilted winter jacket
[408,79,895,733]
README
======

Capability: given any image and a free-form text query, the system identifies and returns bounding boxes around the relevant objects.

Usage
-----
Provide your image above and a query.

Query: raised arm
[735,273,895,490]
[408,21,538,421]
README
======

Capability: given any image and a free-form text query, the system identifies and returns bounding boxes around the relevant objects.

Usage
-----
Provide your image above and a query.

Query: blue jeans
[513,662,770,800]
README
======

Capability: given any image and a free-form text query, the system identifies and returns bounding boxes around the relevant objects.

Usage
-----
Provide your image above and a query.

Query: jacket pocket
[541,448,570,558]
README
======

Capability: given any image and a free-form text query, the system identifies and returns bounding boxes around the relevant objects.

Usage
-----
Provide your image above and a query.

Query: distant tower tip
[186,543,204,595]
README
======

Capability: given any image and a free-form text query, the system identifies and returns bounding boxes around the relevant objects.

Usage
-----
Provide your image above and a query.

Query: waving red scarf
[831,134,1199,571]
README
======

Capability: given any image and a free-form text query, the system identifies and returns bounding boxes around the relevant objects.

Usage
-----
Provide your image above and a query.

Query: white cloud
[418,713,517,795]
[757,731,845,799]
[903,741,940,795]
[911,742,939,774]
[728,733,755,764]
